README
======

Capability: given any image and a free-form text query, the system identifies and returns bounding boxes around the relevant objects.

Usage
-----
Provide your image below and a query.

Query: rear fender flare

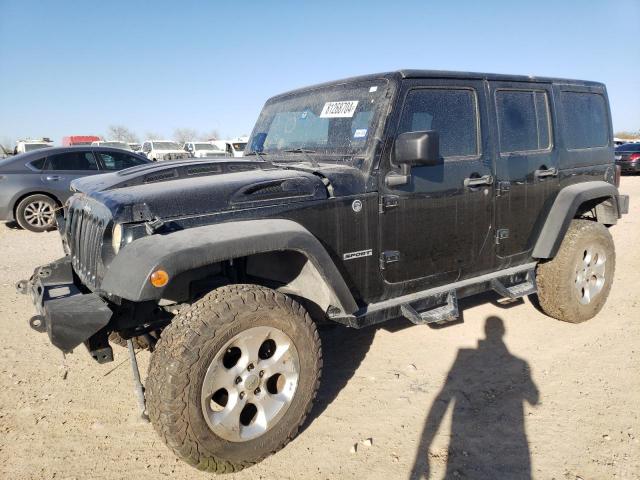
[532,181,621,259]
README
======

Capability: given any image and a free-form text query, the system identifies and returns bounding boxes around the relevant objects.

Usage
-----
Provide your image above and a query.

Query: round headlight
[112,223,123,254]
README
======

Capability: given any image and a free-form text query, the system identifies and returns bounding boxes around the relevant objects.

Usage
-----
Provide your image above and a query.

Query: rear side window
[560,92,608,149]
[29,158,46,170]
[398,88,479,158]
[496,90,551,153]
[47,152,99,171]
[97,151,148,170]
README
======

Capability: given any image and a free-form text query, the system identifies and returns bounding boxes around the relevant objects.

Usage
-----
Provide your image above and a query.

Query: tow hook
[15,279,29,295]
[29,315,47,333]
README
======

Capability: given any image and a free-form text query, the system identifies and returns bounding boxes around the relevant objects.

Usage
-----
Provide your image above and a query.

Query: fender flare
[532,181,621,259]
[100,219,358,315]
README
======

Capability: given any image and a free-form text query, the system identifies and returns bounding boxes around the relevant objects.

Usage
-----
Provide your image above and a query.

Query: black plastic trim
[532,181,621,259]
[100,219,358,315]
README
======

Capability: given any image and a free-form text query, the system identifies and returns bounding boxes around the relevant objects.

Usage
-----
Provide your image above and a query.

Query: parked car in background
[62,135,101,146]
[128,142,141,152]
[140,140,190,161]
[91,140,133,150]
[14,138,53,154]
[0,146,150,232]
[183,141,228,158]
[211,137,248,157]
[615,143,640,174]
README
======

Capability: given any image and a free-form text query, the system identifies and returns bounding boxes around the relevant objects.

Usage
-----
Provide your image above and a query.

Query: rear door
[378,78,495,291]
[40,150,101,201]
[488,82,559,261]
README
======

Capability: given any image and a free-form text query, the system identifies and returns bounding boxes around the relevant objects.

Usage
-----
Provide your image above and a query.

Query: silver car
[0,146,149,232]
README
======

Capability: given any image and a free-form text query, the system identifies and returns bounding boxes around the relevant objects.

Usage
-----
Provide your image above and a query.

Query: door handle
[534,167,557,179]
[45,175,61,181]
[464,174,493,188]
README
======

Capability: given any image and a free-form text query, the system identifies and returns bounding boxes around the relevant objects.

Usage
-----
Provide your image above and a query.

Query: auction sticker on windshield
[320,101,359,118]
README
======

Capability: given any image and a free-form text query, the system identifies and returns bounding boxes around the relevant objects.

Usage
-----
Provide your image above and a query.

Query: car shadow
[409,316,539,480]
[3,221,21,230]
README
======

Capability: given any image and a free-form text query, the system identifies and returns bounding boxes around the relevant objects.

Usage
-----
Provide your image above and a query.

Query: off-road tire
[146,284,322,473]
[536,220,615,323]
[15,194,58,232]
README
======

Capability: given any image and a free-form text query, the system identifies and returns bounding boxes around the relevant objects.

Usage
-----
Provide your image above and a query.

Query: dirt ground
[0,178,638,480]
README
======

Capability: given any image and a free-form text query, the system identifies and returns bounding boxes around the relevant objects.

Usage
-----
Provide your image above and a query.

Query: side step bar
[335,262,538,329]
[490,269,537,299]
[401,291,459,325]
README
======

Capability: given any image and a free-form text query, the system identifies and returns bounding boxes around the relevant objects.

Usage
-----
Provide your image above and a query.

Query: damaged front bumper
[17,256,113,361]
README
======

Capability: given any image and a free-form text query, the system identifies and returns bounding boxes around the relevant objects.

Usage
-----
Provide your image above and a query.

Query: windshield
[195,143,221,151]
[247,79,389,163]
[25,143,51,152]
[101,141,131,149]
[232,142,247,152]
[153,141,182,150]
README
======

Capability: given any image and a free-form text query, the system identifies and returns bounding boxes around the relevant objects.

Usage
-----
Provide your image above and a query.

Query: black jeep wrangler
[20,70,628,473]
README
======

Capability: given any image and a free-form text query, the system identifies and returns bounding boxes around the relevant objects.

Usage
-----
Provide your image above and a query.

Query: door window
[495,90,551,153]
[46,151,98,170]
[398,88,479,158]
[97,151,148,170]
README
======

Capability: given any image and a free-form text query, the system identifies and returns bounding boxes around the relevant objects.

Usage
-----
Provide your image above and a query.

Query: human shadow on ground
[410,316,539,480]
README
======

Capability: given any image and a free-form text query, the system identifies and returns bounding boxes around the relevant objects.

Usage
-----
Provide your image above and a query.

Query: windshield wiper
[245,151,268,161]
[283,148,319,167]
[284,148,316,153]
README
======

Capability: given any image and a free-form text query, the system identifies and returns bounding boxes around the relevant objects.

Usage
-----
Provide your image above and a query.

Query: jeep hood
[70,159,331,223]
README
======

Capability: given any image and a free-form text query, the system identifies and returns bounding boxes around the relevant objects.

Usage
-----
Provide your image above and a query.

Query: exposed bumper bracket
[19,257,113,353]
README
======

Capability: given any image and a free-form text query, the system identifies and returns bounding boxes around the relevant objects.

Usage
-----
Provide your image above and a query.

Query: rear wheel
[146,284,322,473]
[536,220,615,323]
[15,194,58,232]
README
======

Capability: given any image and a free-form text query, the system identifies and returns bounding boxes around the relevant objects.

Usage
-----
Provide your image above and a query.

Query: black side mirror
[387,131,440,187]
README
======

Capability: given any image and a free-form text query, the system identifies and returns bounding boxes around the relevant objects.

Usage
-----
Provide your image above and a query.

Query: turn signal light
[150,269,169,287]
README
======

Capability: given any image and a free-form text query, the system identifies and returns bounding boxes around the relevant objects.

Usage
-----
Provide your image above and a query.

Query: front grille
[65,198,109,289]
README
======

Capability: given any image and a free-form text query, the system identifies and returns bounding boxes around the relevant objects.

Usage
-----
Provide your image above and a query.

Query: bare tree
[614,130,640,139]
[145,131,162,140]
[106,125,139,143]
[173,128,199,144]
[203,129,220,141]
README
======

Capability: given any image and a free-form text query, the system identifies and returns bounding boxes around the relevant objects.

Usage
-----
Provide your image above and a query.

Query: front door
[488,82,559,261]
[379,79,495,293]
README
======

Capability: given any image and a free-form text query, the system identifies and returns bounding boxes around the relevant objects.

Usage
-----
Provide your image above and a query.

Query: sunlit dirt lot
[1,177,638,479]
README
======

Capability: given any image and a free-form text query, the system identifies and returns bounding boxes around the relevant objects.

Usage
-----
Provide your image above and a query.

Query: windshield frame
[247,77,393,170]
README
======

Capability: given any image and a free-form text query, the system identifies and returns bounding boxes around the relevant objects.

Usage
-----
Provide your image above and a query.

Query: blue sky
[0,0,638,146]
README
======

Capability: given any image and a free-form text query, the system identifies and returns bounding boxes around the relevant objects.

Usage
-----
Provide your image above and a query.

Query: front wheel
[146,284,322,473]
[536,220,615,323]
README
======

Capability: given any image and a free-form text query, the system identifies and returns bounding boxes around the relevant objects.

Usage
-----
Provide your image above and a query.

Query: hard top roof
[271,69,605,100]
